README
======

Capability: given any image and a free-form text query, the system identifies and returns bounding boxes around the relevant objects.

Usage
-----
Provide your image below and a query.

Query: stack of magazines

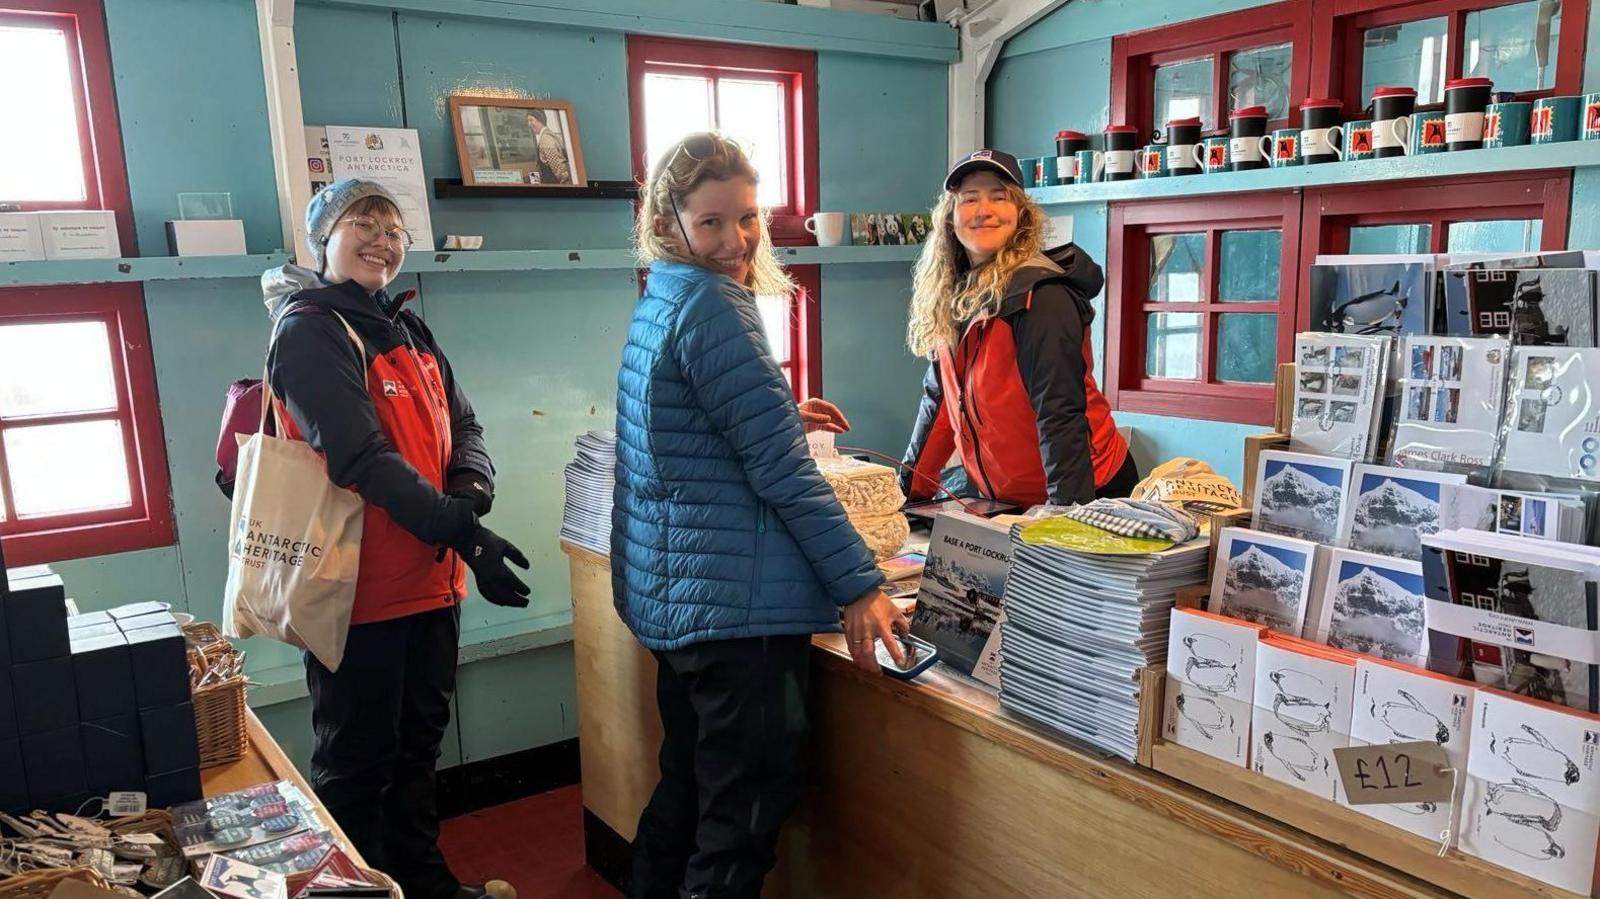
[998,523,1209,760]
[559,430,617,554]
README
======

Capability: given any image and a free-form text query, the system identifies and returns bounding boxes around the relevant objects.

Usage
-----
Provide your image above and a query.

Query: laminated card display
[1391,336,1510,473]
[1251,638,1358,801]
[1314,549,1428,666]
[912,511,1012,679]
[1212,527,1318,636]
[1290,334,1390,459]
[1163,608,1266,766]
[1252,450,1355,546]
[1500,347,1600,483]
[1437,484,1588,543]
[1346,659,1475,840]
[1460,690,1600,894]
[1337,463,1466,561]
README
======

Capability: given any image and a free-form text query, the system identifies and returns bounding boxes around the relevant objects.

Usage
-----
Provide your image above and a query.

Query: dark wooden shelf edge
[433,178,638,199]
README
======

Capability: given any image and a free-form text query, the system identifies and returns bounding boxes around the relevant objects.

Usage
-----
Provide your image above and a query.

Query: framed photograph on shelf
[447,93,587,188]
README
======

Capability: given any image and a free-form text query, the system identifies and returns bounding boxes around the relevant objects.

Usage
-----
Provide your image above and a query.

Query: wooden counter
[565,542,1457,899]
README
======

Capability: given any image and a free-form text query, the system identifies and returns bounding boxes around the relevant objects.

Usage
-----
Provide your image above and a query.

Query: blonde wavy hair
[906,179,1046,358]
[634,132,795,298]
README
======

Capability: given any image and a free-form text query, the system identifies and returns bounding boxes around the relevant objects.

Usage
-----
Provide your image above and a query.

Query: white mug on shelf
[805,212,848,247]
[1374,115,1411,154]
[1302,125,1344,160]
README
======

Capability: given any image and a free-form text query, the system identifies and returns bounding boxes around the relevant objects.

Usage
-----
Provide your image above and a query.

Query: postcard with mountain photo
[1337,463,1466,560]
[1253,450,1355,546]
[1211,527,1318,637]
[1313,548,1427,664]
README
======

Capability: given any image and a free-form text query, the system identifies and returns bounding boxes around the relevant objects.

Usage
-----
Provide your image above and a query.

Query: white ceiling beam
[257,0,315,264]
[948,0,1071,164]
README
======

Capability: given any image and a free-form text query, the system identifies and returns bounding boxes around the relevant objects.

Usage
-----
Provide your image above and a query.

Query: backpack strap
[258,305,367,436]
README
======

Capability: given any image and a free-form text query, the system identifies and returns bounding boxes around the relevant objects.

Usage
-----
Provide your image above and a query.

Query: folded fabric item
[816,457,904,515]
[1063,498,1200,543]
[849,509,910,562]
[1132,457,1244,513]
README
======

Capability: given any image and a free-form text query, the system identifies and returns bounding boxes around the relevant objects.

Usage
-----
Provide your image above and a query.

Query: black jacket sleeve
[1010,283,1097,505]
[267,311,476,546]
[898,360,947,498]
[402,311,494,488]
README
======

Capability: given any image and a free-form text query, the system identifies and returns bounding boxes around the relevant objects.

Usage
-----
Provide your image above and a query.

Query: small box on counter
[0,738,26,812]
[71,629,136,720]
[38,211,120,260]
[5,569,69,662]
[67,610,113,630]
[66,621,121,641]
[125,622,189,708]
[12,656,78,734]
[21,724,88,809]
[139,701,199,774]
[107,601,174,622]
[145,766,202,809]
[165,219,246,256]
[81,714,144,795]
[0,212,44,262]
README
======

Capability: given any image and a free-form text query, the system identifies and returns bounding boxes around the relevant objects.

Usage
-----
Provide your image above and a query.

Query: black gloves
[451,524,531,608]
[446,470,494,517]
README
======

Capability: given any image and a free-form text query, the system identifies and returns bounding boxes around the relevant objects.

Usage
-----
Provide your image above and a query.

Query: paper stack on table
[559,430,617,555]
[998,521,1209,761]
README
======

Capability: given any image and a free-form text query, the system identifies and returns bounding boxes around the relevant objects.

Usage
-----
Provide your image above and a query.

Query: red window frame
[773,265,824,399]
[0,284,174,565]
[1317,0,1588,117]
[626,35,820,245]
[1105,192,1302,425]
[1296,171,1572,330]
[0,0,136,252]
[1111,1,1314,139]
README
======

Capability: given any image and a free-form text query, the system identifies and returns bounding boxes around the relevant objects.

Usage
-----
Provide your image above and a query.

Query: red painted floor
[438,786,621,899]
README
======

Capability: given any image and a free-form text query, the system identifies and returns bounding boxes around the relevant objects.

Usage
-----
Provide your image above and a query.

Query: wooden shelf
[1029,140,1600,205]
[433,178,638,199]
[2,253,290,287]
[401,243,919,274]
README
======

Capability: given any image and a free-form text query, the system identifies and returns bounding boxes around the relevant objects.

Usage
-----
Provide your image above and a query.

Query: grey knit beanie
[304,178,402,269]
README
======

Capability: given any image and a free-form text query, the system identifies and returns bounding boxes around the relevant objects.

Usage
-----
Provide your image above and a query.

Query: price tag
[806,430,837,459]
[1333,741,1453,806]
[106,791,148,816]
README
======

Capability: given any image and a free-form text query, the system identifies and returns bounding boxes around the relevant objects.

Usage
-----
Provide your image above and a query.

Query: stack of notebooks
[558,430,617,555]
[999,524,1209,761]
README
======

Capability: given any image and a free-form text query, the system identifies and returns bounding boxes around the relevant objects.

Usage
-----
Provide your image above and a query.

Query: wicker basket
[0,867,111,899]
[182,623,249,769]
[108,808,179,852]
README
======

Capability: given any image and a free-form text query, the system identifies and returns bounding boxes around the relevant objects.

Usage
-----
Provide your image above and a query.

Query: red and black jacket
[900,243,1128,507]
[265,275,492,624]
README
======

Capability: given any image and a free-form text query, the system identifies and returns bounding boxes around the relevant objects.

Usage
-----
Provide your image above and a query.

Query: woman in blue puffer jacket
[613,132,908,899]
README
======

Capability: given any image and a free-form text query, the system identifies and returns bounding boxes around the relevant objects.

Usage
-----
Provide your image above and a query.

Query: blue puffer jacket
[612,260,885,651]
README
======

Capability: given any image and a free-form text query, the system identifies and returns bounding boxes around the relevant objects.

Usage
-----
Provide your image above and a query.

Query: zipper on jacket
[955,328,997,498]
[750,504,769,601]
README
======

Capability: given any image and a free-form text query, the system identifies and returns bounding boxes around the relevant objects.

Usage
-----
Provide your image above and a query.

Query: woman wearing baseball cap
[898,149,1138,508]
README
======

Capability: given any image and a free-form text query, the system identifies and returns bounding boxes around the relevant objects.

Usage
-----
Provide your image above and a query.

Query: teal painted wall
[988,0,1600,489]
[49,0,944,766]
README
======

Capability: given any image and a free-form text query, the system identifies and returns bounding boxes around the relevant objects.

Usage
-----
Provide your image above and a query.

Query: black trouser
[1097,453,1142,499]
[305,604,461,899]
[632,635,812,899]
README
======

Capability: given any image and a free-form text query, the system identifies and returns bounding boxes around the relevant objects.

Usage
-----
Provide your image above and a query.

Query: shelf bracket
[949,0,1072,164]
[257,0,315,265]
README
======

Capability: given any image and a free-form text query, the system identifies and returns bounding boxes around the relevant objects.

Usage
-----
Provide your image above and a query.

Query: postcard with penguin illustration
[1251,640,1357,801]
[1164,608,1265,766]
[1460,690,1600,893]
[1346,659,1474,837]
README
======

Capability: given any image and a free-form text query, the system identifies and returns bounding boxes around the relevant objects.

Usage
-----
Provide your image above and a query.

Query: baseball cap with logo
[944,149,1024,191]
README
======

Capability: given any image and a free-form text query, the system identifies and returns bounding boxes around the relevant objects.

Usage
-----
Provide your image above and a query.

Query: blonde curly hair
[634,132,795,298]
[906,179,1046,358]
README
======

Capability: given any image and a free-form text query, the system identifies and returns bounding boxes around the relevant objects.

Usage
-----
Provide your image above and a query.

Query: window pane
[1447,218,1543,254]
[1149,232,1204,302]
[756,294,790,364]
[1362,17,1449,105]
[643,73,714,177]
[717,79,787,209]
[1229,43,1292,121]
[1348,223,1432,255]
[1217,313,1276,382]
[0,321,117,417]
[1464,1,1560,93]
[5,419,130,516]
[1154,57,1214,133]
[1218,229,1282,302]
[0,25,87,202]
[1146,313,1201,380]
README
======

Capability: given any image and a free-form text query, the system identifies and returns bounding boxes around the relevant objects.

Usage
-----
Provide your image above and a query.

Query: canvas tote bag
[223,310,365,671]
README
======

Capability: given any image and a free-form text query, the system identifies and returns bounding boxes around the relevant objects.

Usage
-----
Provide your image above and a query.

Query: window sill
[1030,142,1596,206]
[3,515,175,566]
[1115,389,1274,426]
